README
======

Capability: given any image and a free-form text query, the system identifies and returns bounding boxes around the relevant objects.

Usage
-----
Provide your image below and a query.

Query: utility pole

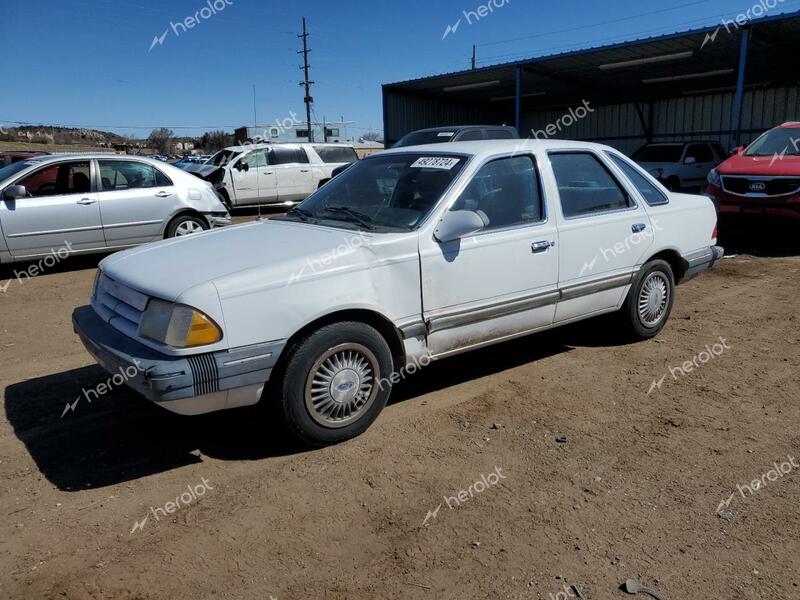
[322,116,327,142]
[298,17,314,143]
[471,45,477,69]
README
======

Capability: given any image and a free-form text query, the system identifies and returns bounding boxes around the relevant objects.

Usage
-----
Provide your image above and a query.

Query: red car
[705,122,800,220]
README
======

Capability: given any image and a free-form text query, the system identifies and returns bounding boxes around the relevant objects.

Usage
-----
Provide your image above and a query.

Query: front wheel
[621,259,675,339]
[277,322,394,446]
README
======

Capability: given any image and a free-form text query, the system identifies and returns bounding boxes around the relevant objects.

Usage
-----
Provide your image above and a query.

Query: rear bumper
[72,305,284,415]
[705,185,800,219]
[682,245,725,281]
[205,212,232,229]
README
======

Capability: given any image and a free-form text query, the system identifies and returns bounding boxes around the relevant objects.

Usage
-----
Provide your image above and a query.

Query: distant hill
[0,125,131,148]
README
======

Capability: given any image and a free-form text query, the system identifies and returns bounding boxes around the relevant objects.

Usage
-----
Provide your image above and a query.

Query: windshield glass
[394,130,456,148]
[282,153,467,231]
[0,160,35,182]
[631,145,684,163]
[745,128,800,157]
[207,149,239,166]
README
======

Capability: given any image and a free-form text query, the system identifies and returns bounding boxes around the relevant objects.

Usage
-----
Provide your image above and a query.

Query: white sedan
[73,140,723,445]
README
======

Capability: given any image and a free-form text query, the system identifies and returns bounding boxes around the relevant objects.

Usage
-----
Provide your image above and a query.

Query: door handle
[265,171,274,175]
[155,191,174,198]
[632,223,647,233]
[77,198,97,205]
[300,169,310,173]
[531,240,554,253]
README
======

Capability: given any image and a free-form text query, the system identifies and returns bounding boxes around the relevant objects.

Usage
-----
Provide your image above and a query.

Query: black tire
[317,178,331,189]
[621,259,675,339]
[277,321,394,446]
[165,214,208,238]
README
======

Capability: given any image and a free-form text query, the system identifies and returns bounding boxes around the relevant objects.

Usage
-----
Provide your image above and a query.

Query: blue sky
[2,0,799,139]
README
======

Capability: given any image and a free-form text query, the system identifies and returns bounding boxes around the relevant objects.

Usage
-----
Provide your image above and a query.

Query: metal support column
[515,65,523,135]
[731,27,751,148]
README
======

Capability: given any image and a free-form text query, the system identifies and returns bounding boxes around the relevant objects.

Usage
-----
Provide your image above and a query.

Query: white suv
[632,141,726,191]
[191,143,358,208]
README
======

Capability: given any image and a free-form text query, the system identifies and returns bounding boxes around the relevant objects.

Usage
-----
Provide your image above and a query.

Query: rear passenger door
[270,147,313,202]
[546,150,654,323]
[96,160,178,246]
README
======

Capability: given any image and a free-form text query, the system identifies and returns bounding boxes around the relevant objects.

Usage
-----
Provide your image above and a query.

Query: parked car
[0,151,49,167]
[393,125,519,148]
[173,156,205,170]
[631,141,727,191]
[705,122,800,220]
[73,139,722,445]
[0,154,230,264]
[188,143,358,209]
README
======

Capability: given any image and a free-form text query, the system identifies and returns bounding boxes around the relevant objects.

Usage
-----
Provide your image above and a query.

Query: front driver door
[0,159,103,258]
[231,149,275,205]
[420,153,559,357]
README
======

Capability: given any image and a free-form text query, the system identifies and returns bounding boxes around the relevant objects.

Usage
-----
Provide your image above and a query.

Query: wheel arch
[163,209,209,238]
[642,248,686,282]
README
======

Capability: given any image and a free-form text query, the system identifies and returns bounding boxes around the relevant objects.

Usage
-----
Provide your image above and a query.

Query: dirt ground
[1,217,798,600]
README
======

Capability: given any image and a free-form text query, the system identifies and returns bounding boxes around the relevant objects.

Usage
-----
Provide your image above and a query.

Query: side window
[99,161,164,191]
[550,153,632,218]
[686,144,714,163]
[457,130,484,141]
[269,147,297,165]
[485,129,514,140]
[19,161,91,197]
[711,143,727,160]
[451,155,543,230]
[294,148,310,164]
[606,152,668,206]
[240,150,267,168]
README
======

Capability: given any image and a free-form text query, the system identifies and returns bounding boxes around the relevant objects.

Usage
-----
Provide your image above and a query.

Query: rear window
[631,145,684,163]
[485,129,515,140]
[312,145,358,163]
[394,131,455,148]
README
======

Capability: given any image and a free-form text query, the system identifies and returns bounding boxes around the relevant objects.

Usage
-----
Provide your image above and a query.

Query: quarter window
[451,155,544,230]
[18,161,91,197]
[550,153,632,217]
[606,152,668,206]
[98,161,172,191]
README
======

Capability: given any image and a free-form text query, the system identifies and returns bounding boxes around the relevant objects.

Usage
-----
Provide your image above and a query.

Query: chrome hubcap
[305,343,379,428]
[638,272,669,327]
[176,220,202,236]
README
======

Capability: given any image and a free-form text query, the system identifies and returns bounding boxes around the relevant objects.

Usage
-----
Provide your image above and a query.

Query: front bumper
[682,245,725,281]
[705,185,800,219]
[72,305,284,415]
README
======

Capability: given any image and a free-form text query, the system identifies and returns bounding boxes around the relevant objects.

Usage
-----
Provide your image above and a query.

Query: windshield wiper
[323,206,375,229]
[285,206,315,222]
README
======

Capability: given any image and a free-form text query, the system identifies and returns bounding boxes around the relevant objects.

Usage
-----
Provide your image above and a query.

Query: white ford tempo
[73,140,724,445]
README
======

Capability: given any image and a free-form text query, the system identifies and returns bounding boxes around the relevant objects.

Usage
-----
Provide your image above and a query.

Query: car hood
[99,220,405,302]
[718,153,800,176]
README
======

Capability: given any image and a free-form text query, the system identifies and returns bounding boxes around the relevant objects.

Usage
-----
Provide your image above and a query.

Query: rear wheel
[277,322,394,446]
[621,259,675,339]
[166,214,208,238]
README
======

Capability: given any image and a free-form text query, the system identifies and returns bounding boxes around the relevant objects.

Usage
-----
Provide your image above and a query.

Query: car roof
[406,125,515,134]
[23,153,171,166]
[378,138,614,159]
[223,142,355,152]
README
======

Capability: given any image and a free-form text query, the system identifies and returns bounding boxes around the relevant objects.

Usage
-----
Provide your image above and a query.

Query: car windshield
[281,153,467,231]
[207,149,239,166]
[394,130,456,148]
[0,160,35,182]
[631,145,684,163]
[745,128,800,157]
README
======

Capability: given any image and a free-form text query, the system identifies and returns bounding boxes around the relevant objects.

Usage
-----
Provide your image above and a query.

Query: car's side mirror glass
[434,210,489,243]
[732,146,745,155]
[236,162,249,172]
[3,184,27,200]
[684,156,697,165]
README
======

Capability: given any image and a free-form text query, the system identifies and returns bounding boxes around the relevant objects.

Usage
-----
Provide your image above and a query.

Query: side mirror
[684,156,697,165]
[732,146,745,155]
[434,210,489,243]
[236,161,249,172]
[3,184,27,200]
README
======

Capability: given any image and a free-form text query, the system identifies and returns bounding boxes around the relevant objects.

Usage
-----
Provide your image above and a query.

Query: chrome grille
[722,176,800,197]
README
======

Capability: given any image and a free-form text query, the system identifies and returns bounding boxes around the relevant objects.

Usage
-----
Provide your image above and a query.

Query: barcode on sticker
[410,157,461,170]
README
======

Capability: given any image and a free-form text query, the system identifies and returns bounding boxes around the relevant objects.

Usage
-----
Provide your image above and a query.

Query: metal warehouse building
[382,11,800,153]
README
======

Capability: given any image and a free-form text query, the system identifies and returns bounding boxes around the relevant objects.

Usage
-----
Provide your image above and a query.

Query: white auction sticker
[437,132,455,137]
[410,157,461,170]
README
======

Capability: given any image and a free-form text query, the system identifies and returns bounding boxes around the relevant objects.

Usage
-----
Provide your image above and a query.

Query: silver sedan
[0,154,230,264]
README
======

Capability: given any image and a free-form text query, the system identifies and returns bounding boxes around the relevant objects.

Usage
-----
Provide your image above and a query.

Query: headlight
[139,299,222,348]
[649,168,664,178]
[707,168,721,187]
